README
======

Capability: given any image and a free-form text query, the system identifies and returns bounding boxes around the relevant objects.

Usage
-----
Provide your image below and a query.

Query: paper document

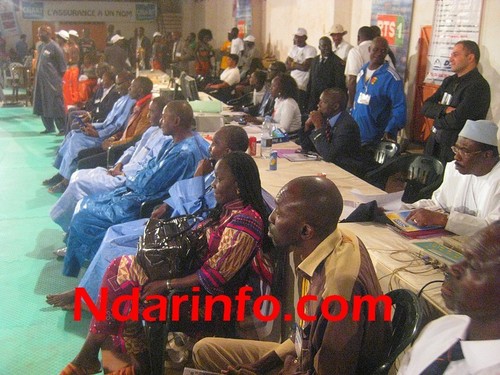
[182,368,219,375]
[348,189,404,211]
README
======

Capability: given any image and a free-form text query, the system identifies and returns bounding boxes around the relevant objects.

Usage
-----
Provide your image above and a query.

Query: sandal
[42,173,63,186]
[48,180,69,194]
[108,365,135,375]
[59,362,101,375]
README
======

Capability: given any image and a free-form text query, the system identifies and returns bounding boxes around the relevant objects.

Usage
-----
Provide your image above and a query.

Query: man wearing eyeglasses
[398,221,500,374]
[406,119,499,236]
[423,40,490,164]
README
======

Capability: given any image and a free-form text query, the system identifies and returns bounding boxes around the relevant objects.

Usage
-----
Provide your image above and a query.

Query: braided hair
[208,152,270,246]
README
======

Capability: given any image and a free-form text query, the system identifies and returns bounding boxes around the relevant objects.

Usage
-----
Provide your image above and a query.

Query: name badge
[441,92,452,105]
[295,325,303,357]
[357,92,371,105]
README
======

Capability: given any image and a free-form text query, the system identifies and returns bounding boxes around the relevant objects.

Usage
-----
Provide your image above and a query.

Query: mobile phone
[75,116,87,128]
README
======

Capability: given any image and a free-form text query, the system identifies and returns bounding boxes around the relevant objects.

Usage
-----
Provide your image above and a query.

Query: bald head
[39,25,51,34]
[443,221,500,320]
[38,25,52,43]
[216,125,249,152]
[166,100,194,128]
[370,37,389,68]
[320,88,347,116]
[468,221,500,264]
[319,36,332,47]
[133,76,153,95]
[280,176,343,236]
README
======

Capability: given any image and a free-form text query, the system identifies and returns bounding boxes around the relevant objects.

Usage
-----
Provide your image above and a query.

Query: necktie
[420,340,464,375]
[324,121,332,142]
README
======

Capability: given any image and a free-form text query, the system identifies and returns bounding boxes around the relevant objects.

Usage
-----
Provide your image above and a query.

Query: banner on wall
[0,1,20,37]
[371,0,414,81]
[424,0,483,84]
[21,1,156,22]
[235,0,252,36]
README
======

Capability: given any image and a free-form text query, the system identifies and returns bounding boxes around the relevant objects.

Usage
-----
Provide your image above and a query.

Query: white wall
[181,0,499,128]
[7,0,499,128]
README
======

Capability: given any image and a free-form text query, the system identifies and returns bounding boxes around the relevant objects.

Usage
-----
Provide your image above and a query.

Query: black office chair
[365,154,445,203]
[374,141,400,165]
[372,289,423,375]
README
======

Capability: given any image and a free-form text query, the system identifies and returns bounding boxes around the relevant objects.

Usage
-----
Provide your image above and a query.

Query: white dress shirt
[333,40,353,61]
[398,315,500,374]
[273,97,302,133]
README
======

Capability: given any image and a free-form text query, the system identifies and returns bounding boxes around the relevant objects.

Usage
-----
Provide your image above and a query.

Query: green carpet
[0,107,91,374]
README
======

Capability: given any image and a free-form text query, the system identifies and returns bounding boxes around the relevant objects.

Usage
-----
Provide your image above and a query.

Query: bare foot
[46,289,75,307]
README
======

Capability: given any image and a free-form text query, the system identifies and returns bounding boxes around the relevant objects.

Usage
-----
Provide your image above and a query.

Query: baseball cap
[295,28,307,37]
[110,34,125,44]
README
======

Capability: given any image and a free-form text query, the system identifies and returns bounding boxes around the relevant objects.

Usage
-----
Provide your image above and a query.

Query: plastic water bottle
[261,116,273,158]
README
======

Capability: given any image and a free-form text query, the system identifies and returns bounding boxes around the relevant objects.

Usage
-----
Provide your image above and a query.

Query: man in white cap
[151,31,165,70]
[329,24,352,61]
[55,29,69,49]
[104,34,129,73]
[406,119,500,236]
[286,27,317,112]
[240,35,260,79]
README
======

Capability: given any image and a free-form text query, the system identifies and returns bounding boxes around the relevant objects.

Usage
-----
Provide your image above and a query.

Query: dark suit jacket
[306,53,346,112]
[85,86,121,123]
[306,111,368,176]
[129,36,152,69]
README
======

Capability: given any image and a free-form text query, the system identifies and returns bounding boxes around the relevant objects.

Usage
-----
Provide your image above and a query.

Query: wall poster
[371,0,414,80]
[425,0,483,84]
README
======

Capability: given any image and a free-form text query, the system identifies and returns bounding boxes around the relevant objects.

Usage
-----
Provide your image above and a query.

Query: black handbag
[136,213,208,281]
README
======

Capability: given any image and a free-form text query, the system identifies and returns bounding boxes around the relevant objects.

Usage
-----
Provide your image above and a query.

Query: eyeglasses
[451,145,483,156]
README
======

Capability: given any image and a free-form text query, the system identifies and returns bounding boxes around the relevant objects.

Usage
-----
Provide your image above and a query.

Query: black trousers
[41,116,64,132]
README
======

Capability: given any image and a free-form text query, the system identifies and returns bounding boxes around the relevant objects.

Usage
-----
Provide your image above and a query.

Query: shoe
[56,131,65,136]
[42,174,63,186]
[40,129,55,134]
[53,247,67,257]
[48,180,68,194]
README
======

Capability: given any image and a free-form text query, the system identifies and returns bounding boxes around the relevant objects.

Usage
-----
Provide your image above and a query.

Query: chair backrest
[402,155,445,203]
[9,63,25,84]
[372,289,423,375]
[407,155,444,185]
[374,141,400,165]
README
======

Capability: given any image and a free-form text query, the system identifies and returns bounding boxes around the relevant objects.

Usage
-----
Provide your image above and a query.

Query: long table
[249,141,448,315]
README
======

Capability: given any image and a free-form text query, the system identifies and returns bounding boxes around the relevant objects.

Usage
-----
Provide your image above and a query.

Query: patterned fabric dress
[88,199,272,340]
